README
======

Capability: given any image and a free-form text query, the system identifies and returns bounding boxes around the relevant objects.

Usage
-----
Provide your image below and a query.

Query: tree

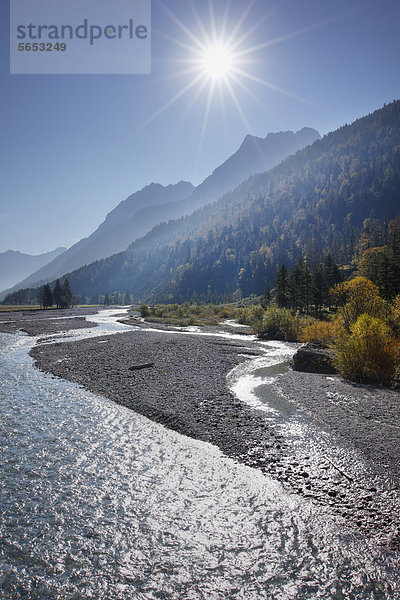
[63,279,73,308]
[261,286,271,309]
[275,265,289,308]
[40,284,53,309]
[358,246,399,301]
[288,257,311,312]
[53,279,63,309]
[330,276,388,331]
[124,290,132,305]
[323,254,342,309]
[313,269,325,316]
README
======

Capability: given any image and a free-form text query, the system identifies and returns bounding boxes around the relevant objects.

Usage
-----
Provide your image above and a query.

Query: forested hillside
[164,100,400,302]
[5,101,400,305]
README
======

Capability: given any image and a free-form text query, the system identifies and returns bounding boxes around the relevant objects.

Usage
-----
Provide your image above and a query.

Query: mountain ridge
[2,127,320,298]
[0,247,66,294]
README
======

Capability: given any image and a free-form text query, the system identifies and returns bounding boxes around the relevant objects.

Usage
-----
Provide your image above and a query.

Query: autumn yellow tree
[334,314,398,385]
[330,276,389,331]
[331,277,399,384]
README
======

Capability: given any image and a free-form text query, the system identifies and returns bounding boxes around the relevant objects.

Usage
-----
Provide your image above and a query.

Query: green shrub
[140,304,150,317]
[253,305,303,341]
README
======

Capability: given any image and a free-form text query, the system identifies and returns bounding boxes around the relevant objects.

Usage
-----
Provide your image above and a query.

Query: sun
[200,43,234,80]
[138,1,315,152]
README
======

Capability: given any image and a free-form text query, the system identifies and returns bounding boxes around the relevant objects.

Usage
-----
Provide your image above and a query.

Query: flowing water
[0,311,399,599]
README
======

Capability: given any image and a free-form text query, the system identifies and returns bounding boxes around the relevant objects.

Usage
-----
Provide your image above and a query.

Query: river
[0,310,399,599]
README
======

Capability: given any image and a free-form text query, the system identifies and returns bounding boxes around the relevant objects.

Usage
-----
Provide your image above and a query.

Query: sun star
[200,43,234,80]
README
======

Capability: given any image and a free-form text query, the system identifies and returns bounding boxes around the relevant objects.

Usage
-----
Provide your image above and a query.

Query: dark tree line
[273,254,342,315]
[38,279,73,309]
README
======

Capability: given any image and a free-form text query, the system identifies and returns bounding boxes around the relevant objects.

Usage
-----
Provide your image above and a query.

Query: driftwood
[129,363,154,371]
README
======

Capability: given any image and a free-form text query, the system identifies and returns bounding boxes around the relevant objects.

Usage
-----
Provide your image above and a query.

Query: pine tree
[303,263,314,315]
[288,258,306,311]
[275,265,289,308]
[53,279,63,309]
[63,279,72,308]
[323,254,342,309]
[124,290,131,305]
[41,284,53,309]
[261,286,271,309]
[313,269,325,316]
[358,246,399,301]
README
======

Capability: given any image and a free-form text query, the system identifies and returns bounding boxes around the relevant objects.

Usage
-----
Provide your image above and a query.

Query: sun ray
[151,64,203,85]
[179,77,211,123]
[229,11,269,52]
[208,0,217,43]
[155,29,207,58]
[194,80,217,174]
[158,1,206,53]
[220,0,231,41]
[223,78,253,133]
[188,0,212,47]
[233,67,318,106]
[225,0,256,48]
[229,72,265,107]
[139,72,206,131]
[237,13,351,58]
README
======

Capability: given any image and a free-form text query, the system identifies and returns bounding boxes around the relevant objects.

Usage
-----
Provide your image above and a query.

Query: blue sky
[1,0,400,254]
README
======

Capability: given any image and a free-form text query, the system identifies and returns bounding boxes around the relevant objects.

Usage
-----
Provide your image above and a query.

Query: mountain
[0,247,66,294]
[4,128,320,297]
[0,181,194,300]
[52,100,400,303]
[140,128,321,229]
[198,127,320,199]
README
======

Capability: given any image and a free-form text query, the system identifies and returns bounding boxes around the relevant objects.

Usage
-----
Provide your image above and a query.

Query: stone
[291,342,337,374]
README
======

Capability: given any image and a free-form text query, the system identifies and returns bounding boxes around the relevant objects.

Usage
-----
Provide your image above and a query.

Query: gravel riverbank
[27,315,400,548]
[0,307,99,336]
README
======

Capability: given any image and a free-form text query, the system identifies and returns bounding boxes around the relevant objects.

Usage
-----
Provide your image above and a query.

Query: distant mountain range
[1,127,320,299]
[0,247,66,293]
[43,100,400,303]
[0,181,194,299]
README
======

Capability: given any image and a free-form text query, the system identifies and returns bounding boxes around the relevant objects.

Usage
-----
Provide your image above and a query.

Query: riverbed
[1,308,399,599]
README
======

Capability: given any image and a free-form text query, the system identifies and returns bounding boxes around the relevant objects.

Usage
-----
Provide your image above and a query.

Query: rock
[292,343,337,374]
[257,327,286,341]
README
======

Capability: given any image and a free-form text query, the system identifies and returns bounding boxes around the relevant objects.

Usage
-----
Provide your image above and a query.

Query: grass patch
[0,305,41,312]
[140,302,251,328]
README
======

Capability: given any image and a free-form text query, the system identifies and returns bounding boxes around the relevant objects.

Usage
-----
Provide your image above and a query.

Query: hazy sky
[1,0,400,254]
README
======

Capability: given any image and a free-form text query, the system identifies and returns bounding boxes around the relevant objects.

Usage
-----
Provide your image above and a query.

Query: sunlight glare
[201,43,234,79]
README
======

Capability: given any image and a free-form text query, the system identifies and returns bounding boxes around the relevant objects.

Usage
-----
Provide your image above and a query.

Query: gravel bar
[0,308,99,336]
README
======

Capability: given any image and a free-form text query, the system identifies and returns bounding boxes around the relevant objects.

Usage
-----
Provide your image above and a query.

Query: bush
[140,304,150,317]
[253,305,304,341]
[330,276,389,330]
[300,320,339,347]
[334,313,399,385]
